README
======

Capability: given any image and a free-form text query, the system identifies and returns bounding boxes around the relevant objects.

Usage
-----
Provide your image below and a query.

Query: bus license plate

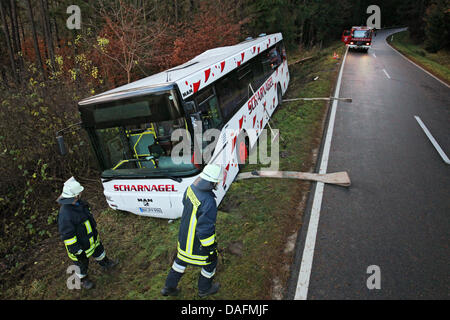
[139,207,163,214]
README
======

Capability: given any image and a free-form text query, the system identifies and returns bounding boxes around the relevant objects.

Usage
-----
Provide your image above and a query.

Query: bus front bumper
[102,177,197,219]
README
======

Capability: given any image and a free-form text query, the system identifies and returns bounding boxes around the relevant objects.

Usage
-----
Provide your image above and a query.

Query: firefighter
[57,177,118,289]
[161,164,222,298]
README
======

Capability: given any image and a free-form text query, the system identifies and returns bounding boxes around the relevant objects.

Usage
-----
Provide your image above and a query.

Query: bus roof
[79,33,283,106]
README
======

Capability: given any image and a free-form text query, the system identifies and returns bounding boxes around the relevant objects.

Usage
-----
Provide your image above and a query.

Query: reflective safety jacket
[177,178,218,266]
[57,197,100,261]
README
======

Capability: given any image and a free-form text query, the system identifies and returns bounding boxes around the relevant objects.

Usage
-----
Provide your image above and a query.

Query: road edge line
[385,31,450,89]
[293,46,349,300]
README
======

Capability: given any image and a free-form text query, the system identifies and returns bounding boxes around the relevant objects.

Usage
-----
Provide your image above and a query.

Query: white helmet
[199,164,222,183]
[61,176,84,198]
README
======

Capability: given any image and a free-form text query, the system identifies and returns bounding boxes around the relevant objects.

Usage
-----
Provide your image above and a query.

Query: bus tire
[236,131,249,171]
[277,83,283,107]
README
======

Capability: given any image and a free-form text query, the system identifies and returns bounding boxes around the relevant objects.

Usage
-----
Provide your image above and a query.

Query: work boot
[99,257,118,272]
[81,277,95,290]
[161,286,181,296]
[198,282,220,298]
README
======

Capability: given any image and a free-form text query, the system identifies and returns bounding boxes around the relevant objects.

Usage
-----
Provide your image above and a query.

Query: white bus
[76,33,290,219]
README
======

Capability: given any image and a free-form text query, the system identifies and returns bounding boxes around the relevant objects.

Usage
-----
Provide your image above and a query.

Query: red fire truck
[347,26,373,52]
[341,30,352,45]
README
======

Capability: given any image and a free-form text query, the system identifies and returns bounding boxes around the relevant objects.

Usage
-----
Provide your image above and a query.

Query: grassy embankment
[387,30,450,85]
[1,42,346,300]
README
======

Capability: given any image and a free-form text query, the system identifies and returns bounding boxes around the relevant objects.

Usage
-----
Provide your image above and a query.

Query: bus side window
[270,47,282,69]
[216,73,241,120]
[251,57,265,89]
[236,63,253,107]
[195,87,223,130]
[261,50,272,76]
[277,41,287,62]
[262,46,282,76]
[206,96,222,129]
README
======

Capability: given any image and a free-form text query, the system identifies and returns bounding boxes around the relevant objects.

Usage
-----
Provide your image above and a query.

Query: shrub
[0,49,102,261]
[424,0,450,53]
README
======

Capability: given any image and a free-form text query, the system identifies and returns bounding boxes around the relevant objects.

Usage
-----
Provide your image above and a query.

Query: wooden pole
[236,170,351,187]
[283,97,352,103]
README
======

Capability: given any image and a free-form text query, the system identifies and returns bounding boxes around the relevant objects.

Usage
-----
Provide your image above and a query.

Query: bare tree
[94,0,168,83]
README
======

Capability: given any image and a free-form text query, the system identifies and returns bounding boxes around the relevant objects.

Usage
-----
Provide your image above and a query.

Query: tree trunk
[19,12,25,45]
[39,0,55,70]
[44,0,55,60]
[11,0,24,71]
[50,0,60,48]
[12,0,21,50]
[309,20,315,48]
[25,0,45,77]
[6,1,17,55]
[0,1,18,83]
[299,15,305,45]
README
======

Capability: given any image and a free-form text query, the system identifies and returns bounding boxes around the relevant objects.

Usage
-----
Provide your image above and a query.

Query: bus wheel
[277,83,283,107]
[236,133,249,170]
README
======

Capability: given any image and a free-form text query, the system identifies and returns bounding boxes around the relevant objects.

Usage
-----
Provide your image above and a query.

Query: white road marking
[414,116,450,165]
[294,46,349,300]
[372,53,377,58]
[382,68,391,79]
[386,34,450,89]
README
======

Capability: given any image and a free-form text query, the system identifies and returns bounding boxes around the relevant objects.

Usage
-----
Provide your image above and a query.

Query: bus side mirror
[55,121,82,156]
[56,135,67,156]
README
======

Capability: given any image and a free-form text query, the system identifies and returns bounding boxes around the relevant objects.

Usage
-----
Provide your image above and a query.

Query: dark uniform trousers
[74,242,106,278]
[164,182,219,292]
[58,197,108,279]
[165,256,218,292]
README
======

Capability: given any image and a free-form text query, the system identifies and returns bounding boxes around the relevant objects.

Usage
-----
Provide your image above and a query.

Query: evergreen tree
[424,0,450,52]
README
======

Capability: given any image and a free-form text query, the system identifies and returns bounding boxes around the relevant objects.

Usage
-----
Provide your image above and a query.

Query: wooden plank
[283,97,352,103]
[289,56,314,66]
[236,170,351,187]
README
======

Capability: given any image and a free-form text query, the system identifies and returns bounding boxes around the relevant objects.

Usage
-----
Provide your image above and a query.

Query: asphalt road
[287,28,450,299]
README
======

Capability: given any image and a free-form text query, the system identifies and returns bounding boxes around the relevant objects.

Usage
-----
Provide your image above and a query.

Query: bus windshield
[80,90,198,178]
